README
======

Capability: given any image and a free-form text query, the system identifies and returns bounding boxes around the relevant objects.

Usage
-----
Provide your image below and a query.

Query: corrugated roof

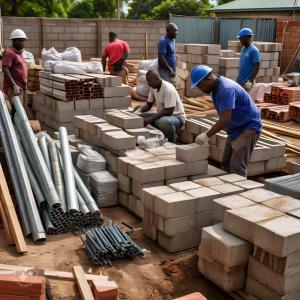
[211,0,300,12]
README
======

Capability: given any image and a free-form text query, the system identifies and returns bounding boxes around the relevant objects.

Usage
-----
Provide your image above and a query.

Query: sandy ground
[0,206,232,300]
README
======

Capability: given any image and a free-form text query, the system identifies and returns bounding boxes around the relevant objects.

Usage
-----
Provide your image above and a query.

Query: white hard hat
[10,29,28,40]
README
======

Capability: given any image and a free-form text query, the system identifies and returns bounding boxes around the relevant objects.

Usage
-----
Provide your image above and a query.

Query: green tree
[127,0,162,20]
[217,0,234,5]
[68,0,96,18]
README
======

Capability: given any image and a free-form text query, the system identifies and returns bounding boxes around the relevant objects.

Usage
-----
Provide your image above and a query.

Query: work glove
[244,80,253,91]
[195,132,209,145]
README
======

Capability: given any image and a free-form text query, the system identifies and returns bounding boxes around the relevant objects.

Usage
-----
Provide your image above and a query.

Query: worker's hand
[195,132,209,145]
[133,105,142,112]
[13,84,21,96]
[144,117,153,126]
[169,70,176,78]
[244,81,253,91]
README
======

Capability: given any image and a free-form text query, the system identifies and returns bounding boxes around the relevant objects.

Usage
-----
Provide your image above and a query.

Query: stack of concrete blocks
[198,223,252,292]
[227,41,282,83]
[176,43,221,97]
[118,143,210,220]
[182,117,286,176]
[33,72,131,135]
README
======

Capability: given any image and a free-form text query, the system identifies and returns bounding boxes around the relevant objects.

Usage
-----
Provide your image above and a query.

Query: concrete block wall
[2,17,167,60]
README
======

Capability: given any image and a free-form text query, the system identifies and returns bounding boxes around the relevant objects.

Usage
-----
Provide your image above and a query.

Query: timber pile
[183,96,215,117]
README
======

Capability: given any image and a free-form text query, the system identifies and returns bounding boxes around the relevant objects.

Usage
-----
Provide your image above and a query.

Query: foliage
[127,0,162,20]
[217,0,234,5]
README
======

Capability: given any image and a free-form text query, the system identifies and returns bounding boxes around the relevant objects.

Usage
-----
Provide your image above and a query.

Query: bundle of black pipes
[81,223,144,265]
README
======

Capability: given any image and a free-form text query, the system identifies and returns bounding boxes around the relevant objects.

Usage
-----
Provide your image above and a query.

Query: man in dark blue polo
[190,65,262,177]
[157,23,178,83]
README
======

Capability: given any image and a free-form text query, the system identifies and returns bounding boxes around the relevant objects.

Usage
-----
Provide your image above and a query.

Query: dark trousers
[222,130,260,177]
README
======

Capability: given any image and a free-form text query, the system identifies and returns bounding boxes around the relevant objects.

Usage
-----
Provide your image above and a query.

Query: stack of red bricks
[264,85,300,105]
[260,105,291,122]
[0,274,46,299]
[91,279,118,300]
[289,102,300,122]
[27,65,42,92]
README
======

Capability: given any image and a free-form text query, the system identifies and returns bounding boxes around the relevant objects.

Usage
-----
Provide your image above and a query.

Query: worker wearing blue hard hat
[237,28,261,91]
[190,65,262,177]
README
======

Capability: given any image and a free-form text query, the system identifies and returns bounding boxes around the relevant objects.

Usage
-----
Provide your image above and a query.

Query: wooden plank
[0,195,14,245]
[0,165,27,253]
[73,266,95,300]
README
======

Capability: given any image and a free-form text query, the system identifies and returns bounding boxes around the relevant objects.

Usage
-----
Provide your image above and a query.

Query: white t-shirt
[147,80,186,123]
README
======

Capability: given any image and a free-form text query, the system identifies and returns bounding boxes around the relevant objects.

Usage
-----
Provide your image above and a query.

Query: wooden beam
[73,266,95,300]
[0,165,27,253]
[0,195,14,245]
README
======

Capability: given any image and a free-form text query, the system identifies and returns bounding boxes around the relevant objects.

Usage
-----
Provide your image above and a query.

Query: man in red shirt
[101,32,130,84]
[2,29,28,108]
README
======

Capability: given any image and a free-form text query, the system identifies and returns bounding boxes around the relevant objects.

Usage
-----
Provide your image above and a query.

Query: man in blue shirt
[157,23,178,83]
[190,65,262,177]
[237,28,261,91]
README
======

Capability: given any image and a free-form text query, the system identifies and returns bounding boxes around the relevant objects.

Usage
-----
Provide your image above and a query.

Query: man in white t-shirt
[134,69,185,142]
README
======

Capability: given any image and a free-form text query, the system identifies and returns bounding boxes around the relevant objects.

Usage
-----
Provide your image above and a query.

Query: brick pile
[228,41,282,83]
[178,117,286,176]
[32,73,131,135]
[27,65,42,92]
[142,173,266,253]
[197,179,300,297]
[264,85,300,105]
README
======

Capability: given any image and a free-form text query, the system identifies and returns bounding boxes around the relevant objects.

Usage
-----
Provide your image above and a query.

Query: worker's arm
[2,66,21,95]
[134,101,153,113]
[101,53,107,72]
[249,62,260,83]
[207,110,232,137]
[158,53,175,77]
[144,107,174,126]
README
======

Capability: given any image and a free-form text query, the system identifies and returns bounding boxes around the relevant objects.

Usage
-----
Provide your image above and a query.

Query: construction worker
[157,23,178,83]
[191,65,262,177]
[134,69,185,143]
[2,29,28,106]
[237,28,261,91]
[102,32,130,84]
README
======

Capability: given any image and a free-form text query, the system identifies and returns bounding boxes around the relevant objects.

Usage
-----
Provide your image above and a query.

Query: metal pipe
[0,93,46,242]
[77,192,89,215]
[38,136,51,173]
[58,127,78,214]
[12,96,61,209]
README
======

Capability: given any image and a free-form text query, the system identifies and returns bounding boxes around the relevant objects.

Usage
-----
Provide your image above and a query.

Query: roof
[210,0,300,12]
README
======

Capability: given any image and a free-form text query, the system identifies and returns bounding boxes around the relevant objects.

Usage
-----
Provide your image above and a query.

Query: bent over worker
[191,65,262,177]
[134,70,185,143]
[2,29,28,107]
[237,28,261,91]
[102,32,130,84]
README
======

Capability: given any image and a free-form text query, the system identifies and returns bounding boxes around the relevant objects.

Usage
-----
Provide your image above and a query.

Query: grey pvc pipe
[0,113,31,236]
[12,96,61,209]
[38,136,51,173]
[48,140,67,212]
[42,208,57,233]
[0,93,46,242]
[77,192,89,215]
[58,127,79,214]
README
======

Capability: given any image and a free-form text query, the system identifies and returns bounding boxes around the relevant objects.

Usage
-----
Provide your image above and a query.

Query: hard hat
[190,65,213,88]
[237,28,254,38]
[10,29,28,40]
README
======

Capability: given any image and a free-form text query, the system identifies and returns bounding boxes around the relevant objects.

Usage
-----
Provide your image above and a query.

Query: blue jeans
[140,112,183,142]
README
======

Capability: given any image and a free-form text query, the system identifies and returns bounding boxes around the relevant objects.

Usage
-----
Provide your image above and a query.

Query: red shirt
[103,39,130,71]
[2,47,27,94]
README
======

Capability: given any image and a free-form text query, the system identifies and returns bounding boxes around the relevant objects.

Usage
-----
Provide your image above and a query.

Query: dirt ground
[0,206,232,300]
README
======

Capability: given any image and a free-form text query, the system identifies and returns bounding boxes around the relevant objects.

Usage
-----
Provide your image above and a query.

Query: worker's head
[109,31,117,43]
[166,23,178,39]
[238,28,254,47]
[146,69,162,89]
[10,29,28,51]
[190,65,218,94]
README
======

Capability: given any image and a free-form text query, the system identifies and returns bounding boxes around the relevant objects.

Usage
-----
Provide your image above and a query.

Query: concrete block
[104,96,131,109]
[207,44,221,55]
[185,119,202,135]
[193,177,224,187]
[102,85,130,98]
[103,130,136,150]
[147,146,176,156]
[129,194,144,219]
[176,143,209,162]
[117,157,142,175]
[246,276,300,300]
[157,159,186,180]
[186,187,221,213]
[105,110,143,129]
[263,196,300,213]
[165,177,188,185]
[143,219,157,241]
[219,67,239,77]
[220,50,235,58]
[75,99,89,111]
[187,54,203,64]
[118,173,132,194]
[254,215,300,257]
[186,44,208,55]
[94,192,118,207]
[234,180,264,190]
[247,161,265,176]
[158,228,202,252]
[219,174,247,183]
[129,162,165,183]
[258,137,286,158]
[154,192,196,218]
[219,57,240,68]
[212,195,255,223]
[223,204,284,242]
[198,256,246,292]
[56,100,74,112]
[169,181,201,192]
[199,223,252,267]
[125,128,151,139]
[118,191,129,207]
[89,98,104,110]
[265,156,287,173]
[250,145,272,162]
[176,43,187,54]
[240,188,282,203]
[203,55,219,65]
[248,255,300,295]
[132,180,163,200]
[185,160,208,177]
[210,183,244,195]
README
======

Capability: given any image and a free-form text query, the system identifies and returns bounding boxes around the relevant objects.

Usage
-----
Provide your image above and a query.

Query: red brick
[292,31,300,38]
[0,294,46,299]
[173,293,207,300]
[91,279,118,300]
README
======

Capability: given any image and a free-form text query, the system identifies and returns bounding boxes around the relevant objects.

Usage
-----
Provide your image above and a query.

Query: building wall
[2,17,167,60]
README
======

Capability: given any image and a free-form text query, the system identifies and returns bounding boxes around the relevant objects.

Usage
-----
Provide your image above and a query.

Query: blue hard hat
[190,65,213,88]
[237,28,254,38]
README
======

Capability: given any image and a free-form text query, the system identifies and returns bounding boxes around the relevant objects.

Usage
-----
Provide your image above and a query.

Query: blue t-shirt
[212,76,262,140]
[237,44,261,84]
[158,36,176,72]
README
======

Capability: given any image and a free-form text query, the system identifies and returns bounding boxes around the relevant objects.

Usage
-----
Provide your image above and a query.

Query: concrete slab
[210,183,244,195]
[165,177,188,185]
[219,174,247,183]
[169,181,201,192]
[263,196,300,213]
[240,188,282,203]
[193,177,224,187]
[234,180,264,190]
